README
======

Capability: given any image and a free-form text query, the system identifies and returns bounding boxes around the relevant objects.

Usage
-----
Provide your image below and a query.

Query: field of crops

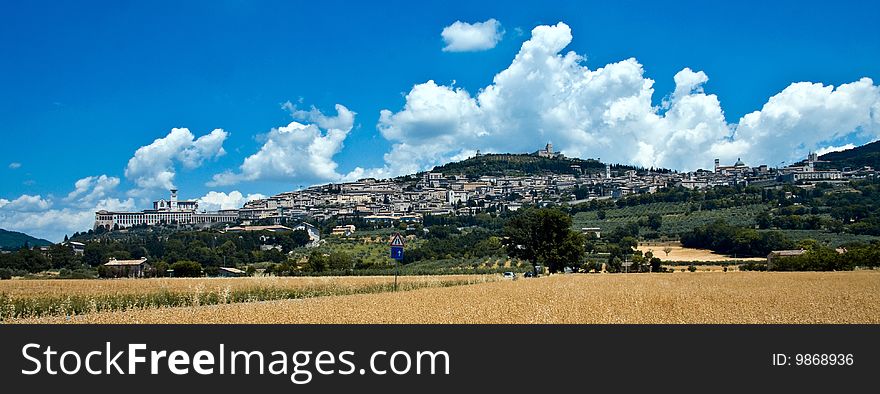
[0,275,491,321]
[762,229,880,247]
[573,203,769,236]
[637,243,764,262]
[13,271,880,324]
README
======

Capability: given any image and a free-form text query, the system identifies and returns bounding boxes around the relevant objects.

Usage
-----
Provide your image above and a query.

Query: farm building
[581,227,601,238]
[62,241,86,256]
[104,257,148,278]
[331,224,356,236]
[218,267,247,277]
[293,222,322,244]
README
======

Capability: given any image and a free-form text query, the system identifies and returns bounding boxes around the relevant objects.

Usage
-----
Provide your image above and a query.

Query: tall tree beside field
[170,261,202,277]
[502,208,585,273]
[647,213,662,231]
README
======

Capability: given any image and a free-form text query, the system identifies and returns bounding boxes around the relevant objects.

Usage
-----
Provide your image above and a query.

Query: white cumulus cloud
[722,78,880,166]
[65,175,121,206]
[374,22,880,174]
[441,19,504,52]
[8,162,21,169]
[0,177,136,242]
[815,144,857,156]
[0,195,51,212]
[125,128,228,192]
[209,104,365,186]
[198,191,267,212]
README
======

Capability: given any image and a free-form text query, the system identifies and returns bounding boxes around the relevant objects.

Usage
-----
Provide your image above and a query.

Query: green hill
[423,153,665,178]
[0,228,52,250]
[816,141,880,170]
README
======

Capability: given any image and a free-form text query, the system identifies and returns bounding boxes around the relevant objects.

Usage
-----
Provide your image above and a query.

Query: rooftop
[105,257,148,266]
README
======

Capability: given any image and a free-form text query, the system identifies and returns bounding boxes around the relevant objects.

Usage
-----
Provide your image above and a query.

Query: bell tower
[170,189,178,211]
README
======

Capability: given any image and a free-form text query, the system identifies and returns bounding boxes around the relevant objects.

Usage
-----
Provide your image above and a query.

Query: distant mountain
[817,141,880,170]
[422,153,666,178]
[0,229,52,250]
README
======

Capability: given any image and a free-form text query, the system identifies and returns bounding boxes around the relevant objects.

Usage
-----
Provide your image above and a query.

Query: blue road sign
[391,246,404,260]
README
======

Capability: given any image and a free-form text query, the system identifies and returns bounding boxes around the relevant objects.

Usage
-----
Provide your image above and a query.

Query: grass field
[11,271,880,324]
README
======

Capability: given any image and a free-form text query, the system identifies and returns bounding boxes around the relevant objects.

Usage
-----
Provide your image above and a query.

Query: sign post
[390,233,405,291]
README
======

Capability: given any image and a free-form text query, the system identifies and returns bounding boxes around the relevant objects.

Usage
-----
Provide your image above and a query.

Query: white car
[502,271,516,280]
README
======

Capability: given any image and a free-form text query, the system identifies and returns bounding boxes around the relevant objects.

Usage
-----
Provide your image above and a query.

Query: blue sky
[1,0,879,240]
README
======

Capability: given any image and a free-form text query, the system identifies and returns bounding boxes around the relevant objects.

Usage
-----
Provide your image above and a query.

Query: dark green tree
[170,260,202,277]
[502,208,585,273]
[647,213,662,231]
[328,252,354,270]
[306,251,328,272]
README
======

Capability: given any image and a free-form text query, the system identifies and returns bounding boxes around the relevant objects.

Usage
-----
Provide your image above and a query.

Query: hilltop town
[92,143,876,231]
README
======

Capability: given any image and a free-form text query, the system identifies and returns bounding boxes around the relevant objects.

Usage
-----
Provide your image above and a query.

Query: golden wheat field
[0,275,485,298]
[11,271,880,324]
[0,275,492,321]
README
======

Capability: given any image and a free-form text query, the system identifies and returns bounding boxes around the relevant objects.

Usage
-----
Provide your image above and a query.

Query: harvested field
[638,243,765,262]
[665,264,739,272]
[14,271,880,324]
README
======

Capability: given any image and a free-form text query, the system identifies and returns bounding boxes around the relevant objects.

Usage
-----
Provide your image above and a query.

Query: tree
[49,243,77,269]
[82,243,105,267]
[218,240,237,263]
[618,236,638,251]
[289,230,312,250]
[647,213,662,231]
[502,208,585,273]
[153,261,169,277]
[544,231,586,273]
[756,211,772,229]
[170,260,202,277]
[662,246,672,257]
[306,251,328,272]
[328,252,354,270]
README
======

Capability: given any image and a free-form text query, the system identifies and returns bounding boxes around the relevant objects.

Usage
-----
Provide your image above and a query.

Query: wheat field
[637,243,765,262]
[10,271,880,324]
[0,275,491,321]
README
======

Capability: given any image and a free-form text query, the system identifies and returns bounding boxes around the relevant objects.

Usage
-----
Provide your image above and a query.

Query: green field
[572,202,880,246]
[573,203,769,235]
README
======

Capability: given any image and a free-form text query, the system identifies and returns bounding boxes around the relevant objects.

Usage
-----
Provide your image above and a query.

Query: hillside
[817,140,880,170]
[424,153,664,178]
[0,229,52,250]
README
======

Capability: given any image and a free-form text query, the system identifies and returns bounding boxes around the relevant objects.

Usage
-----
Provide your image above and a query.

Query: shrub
[170,260,203,277]
[740,262,768,271]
